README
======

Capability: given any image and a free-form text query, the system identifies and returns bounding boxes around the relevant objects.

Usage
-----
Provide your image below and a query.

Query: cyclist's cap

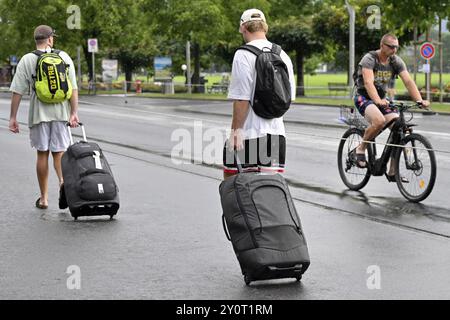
[34,25,58,40]
[240,8,266,26]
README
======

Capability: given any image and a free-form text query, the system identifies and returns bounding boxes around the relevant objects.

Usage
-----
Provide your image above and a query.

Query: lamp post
[181,64,187,92]
[186,41,192,94]
[345,0,355,89]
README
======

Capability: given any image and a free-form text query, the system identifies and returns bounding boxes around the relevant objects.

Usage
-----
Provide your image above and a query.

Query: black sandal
[351,149,367,168]
[35,197,48,210]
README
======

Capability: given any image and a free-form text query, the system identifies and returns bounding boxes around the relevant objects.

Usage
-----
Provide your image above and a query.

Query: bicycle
[337,101,437,203]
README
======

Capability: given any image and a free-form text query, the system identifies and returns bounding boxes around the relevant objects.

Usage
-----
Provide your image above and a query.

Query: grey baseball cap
[34,25,57,40]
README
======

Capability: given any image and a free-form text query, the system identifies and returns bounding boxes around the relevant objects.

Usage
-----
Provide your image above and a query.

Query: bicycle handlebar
[388,101,434,113]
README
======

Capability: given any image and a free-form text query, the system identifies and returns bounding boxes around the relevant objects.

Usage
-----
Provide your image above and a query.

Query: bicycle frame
[366,107,412,176]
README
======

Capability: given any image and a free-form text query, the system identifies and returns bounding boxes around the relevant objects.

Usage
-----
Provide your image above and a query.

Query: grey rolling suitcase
[219,153,310,285]
[60,123,119,220]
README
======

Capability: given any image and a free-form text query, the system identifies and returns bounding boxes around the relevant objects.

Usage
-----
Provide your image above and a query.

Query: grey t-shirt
[10,49,78,128]
[355,51,406,97]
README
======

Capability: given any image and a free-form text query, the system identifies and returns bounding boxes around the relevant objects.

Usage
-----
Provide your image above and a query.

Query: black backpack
[238,44,291,119]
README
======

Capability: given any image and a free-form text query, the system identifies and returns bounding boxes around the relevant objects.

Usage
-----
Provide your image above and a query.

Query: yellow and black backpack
[33,49,72,104]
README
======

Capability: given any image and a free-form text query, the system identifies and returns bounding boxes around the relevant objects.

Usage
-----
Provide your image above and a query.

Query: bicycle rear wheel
[395,133,437,202]
[337,128,371,190]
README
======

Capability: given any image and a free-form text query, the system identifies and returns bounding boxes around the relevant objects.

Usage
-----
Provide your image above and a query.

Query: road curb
[125,94,450,117]
[173,108,347,129]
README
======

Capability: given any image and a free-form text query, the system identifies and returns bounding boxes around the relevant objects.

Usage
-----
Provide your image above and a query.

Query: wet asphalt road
[1,94,450,299]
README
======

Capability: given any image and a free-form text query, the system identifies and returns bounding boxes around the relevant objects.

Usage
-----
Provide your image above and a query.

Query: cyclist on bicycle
[353,33,430,181]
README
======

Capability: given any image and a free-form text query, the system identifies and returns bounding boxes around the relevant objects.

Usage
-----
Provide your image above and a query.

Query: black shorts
[354,95,397,117]
[223,134,286,174]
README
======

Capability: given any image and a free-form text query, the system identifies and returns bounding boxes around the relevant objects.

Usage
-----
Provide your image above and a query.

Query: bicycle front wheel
[337,128,371,191]
[395,133,437,202]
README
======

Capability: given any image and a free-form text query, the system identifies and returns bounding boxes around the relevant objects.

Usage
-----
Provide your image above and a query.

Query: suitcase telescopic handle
[66,122,87,145]
[234,150,243,174]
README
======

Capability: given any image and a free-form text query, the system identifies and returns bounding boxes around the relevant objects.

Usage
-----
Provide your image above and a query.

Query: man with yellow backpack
[9,25,79,209]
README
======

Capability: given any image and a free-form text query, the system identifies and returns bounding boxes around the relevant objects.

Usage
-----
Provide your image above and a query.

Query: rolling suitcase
[219,152,310,285]
[60,123,119,220]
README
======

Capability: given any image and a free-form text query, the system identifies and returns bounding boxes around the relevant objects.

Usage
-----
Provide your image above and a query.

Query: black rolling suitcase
[219,153,310,285]
[60,123,119,220]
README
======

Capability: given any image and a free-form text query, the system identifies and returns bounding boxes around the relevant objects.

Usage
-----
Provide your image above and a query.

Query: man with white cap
[222,8,296,179]
[9,25,79,209]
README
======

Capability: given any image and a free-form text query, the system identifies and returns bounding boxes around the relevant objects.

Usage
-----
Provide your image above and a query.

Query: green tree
[0,0,67,57]
[268,0,320,96]
[383,0,449,35]
[0,0,158,88]
[65,0,157,86]
[313,0,449,86]
[270,16,324,96]
[313,0,417,84]
[147,0,230,92]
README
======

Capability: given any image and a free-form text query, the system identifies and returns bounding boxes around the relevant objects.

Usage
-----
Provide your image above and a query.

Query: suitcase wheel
[296,275,302,282]
[74,216,78,221]
[109,215,114,220]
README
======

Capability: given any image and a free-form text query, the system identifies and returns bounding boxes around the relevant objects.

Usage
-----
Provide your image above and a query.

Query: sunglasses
[383,43,399,50]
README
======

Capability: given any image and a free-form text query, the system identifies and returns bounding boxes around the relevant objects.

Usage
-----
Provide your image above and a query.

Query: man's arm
[362,68,388,106]
[399,70,430,107]
[229,100,250,150]
[68,89,80,127]
[9,92,22,133]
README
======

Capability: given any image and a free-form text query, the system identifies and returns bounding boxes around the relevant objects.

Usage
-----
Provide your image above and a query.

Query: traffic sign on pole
[420,42,434,103]
[9,55,18,66]
[420,42,435,60]
[88,38,98,95]
[88,38,98,53]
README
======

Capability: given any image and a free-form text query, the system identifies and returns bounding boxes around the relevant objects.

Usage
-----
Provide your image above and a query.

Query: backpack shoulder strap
[32,50,44,57]
[271,43,282,55]
[388,55,400,78]
[237,44,262,56]
[368,50,379,63]
[31,50,45,83]
[33,49,61,56]
[367,50,381,74]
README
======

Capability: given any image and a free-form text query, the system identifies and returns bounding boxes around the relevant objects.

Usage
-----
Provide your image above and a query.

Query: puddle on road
[370,196,450,223]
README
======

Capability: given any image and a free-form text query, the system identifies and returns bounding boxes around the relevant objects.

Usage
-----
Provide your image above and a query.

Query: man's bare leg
[355,104,385,167]
[52,151,65,187]
[36,150,49,206]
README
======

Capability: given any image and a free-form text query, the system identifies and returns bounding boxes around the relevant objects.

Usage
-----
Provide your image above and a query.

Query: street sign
[420,42,435,60]
[102,59,118,82]
[88,38,98,53]
[9,55,18,66]
[154,56,172,81]
[422,63,430,73]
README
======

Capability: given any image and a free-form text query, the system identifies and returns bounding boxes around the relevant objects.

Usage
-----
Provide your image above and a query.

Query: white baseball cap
[239,8,266,26]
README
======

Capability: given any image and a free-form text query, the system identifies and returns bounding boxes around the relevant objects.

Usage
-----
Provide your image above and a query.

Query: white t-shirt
[227,39,296,140]
[10,48,78,128]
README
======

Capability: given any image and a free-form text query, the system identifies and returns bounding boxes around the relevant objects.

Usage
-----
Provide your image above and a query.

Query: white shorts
[29,121,71,152]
